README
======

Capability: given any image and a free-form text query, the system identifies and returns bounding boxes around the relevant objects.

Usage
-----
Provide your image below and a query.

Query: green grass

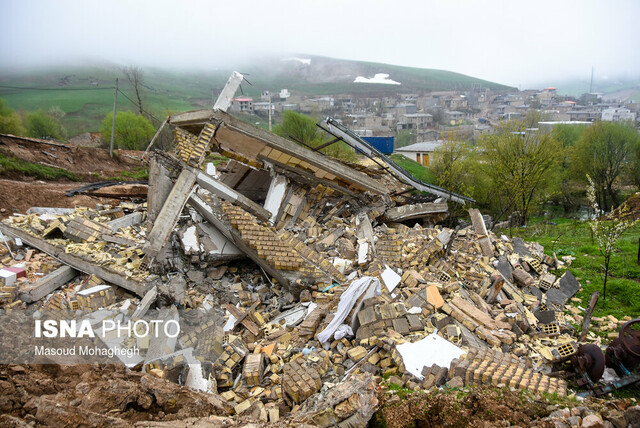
[502,219,640,320]
[0,58,511,137]
[101,167,149,182]
[389,153,437,184]
[0,153,78,181]
[385,382,414,400]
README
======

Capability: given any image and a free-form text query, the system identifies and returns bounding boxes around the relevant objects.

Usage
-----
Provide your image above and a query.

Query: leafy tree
[274,110,323,146]
[524,109,551,128]
[431,131,473,224]
[551,123,589,212]
[0,98,26,135]
[47,106,66,121]
[394,130,416,149]
[572,121,639,211]
[273,111,355,161]
[552,123,587,147]
[631,137,640,190]
[478,120,562,225]
[100,111,155,150]
[25,110,67,140]
[431,131,470,196]
[586,175,639,300]
[428,108,445,126]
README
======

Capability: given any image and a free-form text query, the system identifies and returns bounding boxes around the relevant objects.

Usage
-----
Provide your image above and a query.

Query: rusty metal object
[606,318,640,376]
[572,343,605,383]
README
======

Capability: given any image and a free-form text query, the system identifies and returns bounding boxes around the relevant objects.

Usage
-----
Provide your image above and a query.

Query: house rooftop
[395,140,444,153]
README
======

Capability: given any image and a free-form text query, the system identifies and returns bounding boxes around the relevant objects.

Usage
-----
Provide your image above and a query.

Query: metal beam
[319,117,474,204]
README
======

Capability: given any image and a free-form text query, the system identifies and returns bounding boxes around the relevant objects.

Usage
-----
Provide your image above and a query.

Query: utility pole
[589,67,594,94]
[109,78,118,158]
[268,91,272,131]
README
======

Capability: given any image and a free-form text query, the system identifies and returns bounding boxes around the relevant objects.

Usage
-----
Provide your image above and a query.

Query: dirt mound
[0,179,122,219]
[0,364,232,426]
[0,134,144,178]
[612,192,640,220]
[373,387,547,428]
[0,134,148,218]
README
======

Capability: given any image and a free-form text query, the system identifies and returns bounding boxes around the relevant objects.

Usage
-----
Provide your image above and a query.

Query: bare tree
[123,66,145,116]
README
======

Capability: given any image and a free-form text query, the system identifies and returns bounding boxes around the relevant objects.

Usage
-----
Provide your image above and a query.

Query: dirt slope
[0,134,147,217]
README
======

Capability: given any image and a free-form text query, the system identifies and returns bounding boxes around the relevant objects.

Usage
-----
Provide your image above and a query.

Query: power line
[0,84,113,91]
[116,88,162,124]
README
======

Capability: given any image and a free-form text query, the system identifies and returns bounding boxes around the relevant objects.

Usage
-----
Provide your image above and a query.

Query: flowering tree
[587,175,639,299]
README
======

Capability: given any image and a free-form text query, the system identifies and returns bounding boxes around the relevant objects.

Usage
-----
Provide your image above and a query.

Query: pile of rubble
[0,106,603,426]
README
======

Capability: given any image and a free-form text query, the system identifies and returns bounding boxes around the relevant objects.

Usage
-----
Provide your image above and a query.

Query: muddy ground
[0,135,145,218]
[0,364,233,427]
[1,364,636,427]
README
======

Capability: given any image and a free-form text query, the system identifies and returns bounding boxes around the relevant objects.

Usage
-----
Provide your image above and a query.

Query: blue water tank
[362,136,394,154]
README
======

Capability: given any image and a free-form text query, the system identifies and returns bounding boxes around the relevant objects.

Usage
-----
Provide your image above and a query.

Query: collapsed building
[0,74,631,426]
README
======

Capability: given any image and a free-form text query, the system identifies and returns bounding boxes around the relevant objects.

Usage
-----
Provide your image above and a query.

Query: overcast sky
[1,0,639,87]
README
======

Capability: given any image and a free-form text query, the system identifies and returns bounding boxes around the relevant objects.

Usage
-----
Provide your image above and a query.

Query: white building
[394,140,443,167]
[601,107,636,122]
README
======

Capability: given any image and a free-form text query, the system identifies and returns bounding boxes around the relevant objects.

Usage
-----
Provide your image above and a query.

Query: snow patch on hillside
[354,73,401,85]
[282,57,311,65]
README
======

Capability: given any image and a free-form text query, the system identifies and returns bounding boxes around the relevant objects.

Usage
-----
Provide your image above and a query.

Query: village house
[440,94,468,110]
[230,97,254,113]
[392,103,417,118]
[601,107,636,122]
[396,112,433,134]
[444,110,465,125]
[394,140,443,166]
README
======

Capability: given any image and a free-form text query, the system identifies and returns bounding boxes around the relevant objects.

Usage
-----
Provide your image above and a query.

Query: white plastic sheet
[395,332,466,380]
[317,276,381,344]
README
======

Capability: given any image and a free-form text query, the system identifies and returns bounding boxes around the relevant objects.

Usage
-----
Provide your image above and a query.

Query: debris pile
[0,106,602,425]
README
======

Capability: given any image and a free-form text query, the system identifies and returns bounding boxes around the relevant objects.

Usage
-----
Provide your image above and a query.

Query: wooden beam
[312,137,341,152]
[579,291,600,342]
[143,169,198,259]
[19,265,79,303]
[0,223,149,297]
[142,118,168,160]
[226,304,261,336]
[231,299,260,330]
[195,171,271,222]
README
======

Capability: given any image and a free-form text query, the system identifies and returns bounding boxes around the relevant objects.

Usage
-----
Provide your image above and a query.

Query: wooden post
[579,291,600,342]
[268,92,272,131]
[141,118,167,160]
[109,78,118,157]
[637,237,640,265]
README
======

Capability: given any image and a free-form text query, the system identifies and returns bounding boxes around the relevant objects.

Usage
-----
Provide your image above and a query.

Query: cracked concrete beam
[143,169,198,260]
[195,170,271,222]
[384,202,448,222]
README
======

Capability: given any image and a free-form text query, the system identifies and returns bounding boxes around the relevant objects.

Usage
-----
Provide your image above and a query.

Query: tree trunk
[607,182,618,210]
[603,256,610,300]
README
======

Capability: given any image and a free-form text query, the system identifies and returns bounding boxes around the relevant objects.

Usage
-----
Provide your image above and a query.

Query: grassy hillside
[0,56,511,137]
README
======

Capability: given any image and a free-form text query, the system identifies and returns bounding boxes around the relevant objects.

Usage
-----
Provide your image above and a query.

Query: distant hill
[0,55,511,137]
[536,75,640,102]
